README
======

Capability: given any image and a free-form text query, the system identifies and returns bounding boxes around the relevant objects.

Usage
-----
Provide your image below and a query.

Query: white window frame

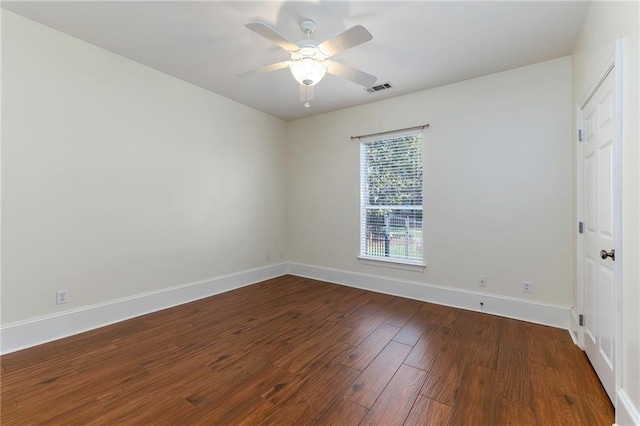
[358,128,425,268]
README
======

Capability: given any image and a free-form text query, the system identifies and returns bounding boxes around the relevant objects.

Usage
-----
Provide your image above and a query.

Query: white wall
[1,11,287,325]
[572,1,640,423]
[287,57,572,308]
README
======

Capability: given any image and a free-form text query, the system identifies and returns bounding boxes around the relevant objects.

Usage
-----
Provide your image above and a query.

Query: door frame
[575,39,623,404]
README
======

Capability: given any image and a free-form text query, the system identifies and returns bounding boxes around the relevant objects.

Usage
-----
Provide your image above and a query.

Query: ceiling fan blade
[326,61,377,87]
[237,61,290,78]
[245,22,300,53]
[299,84,315,102]
[317,25,373,57]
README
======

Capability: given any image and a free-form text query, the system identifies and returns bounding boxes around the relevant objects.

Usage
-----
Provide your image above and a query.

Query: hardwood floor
[1,275,613,425]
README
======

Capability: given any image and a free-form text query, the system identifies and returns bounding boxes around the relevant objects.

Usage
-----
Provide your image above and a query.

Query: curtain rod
[350,124,430,140]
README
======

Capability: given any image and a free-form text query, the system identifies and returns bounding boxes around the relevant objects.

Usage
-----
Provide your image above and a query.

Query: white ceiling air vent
[366,82,393,93]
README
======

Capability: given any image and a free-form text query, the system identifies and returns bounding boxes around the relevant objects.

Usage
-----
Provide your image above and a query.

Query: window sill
[357,256,427,272]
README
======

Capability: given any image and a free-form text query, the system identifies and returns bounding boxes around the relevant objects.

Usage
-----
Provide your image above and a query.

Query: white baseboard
[0,261,573,355]
[0,263,288,355]
[617,389,640,426]
[289,262,570,329]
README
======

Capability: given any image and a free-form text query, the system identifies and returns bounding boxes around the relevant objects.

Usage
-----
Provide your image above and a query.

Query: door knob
[600,249,615,261]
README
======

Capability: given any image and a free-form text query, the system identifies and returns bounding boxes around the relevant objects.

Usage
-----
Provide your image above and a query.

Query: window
[360,129,423,265]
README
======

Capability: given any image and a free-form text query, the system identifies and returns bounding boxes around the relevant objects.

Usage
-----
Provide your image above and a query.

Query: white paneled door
[580,68,616,402]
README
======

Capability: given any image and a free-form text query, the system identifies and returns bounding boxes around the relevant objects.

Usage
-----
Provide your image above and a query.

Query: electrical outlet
[266,254,271,262]
[478,276,487,287]
[280,252,284,260]
[523,281,532,293]
[56,290,68,304]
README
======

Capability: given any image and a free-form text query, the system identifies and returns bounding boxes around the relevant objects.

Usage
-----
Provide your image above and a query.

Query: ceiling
[2,1,590,121]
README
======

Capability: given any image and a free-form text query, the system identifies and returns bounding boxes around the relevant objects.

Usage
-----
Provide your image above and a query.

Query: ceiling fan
[239,20,377,108]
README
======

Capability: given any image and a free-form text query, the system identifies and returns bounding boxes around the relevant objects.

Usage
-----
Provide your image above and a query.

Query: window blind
[360,129,423,263]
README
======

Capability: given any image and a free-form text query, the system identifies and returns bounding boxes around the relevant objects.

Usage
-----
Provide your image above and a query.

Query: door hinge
[578,221,584,234]
[579,314,584,326]
[578,129,584,142]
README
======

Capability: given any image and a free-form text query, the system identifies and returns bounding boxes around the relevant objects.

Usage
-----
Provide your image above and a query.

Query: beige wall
[287,57,573,307]
[1,11,288,324]
[572,0,640,420]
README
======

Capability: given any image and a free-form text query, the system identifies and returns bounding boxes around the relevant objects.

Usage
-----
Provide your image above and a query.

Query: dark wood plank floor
[1,275,613,425]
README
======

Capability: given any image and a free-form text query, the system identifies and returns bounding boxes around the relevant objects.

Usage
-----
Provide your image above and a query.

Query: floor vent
[367,82,393,93]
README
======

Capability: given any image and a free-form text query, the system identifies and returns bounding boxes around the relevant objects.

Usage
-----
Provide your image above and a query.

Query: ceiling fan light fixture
[290,57,326,86]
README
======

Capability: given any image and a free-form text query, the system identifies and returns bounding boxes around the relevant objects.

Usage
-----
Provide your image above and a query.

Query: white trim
[0,261,576,355]
[576,99,586,349]
[0,263,288,355]
[357,255,426,271]
[612,39,624,417]
[616,388,640,426]
[289,262,570,329]
[359,129,425,268]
